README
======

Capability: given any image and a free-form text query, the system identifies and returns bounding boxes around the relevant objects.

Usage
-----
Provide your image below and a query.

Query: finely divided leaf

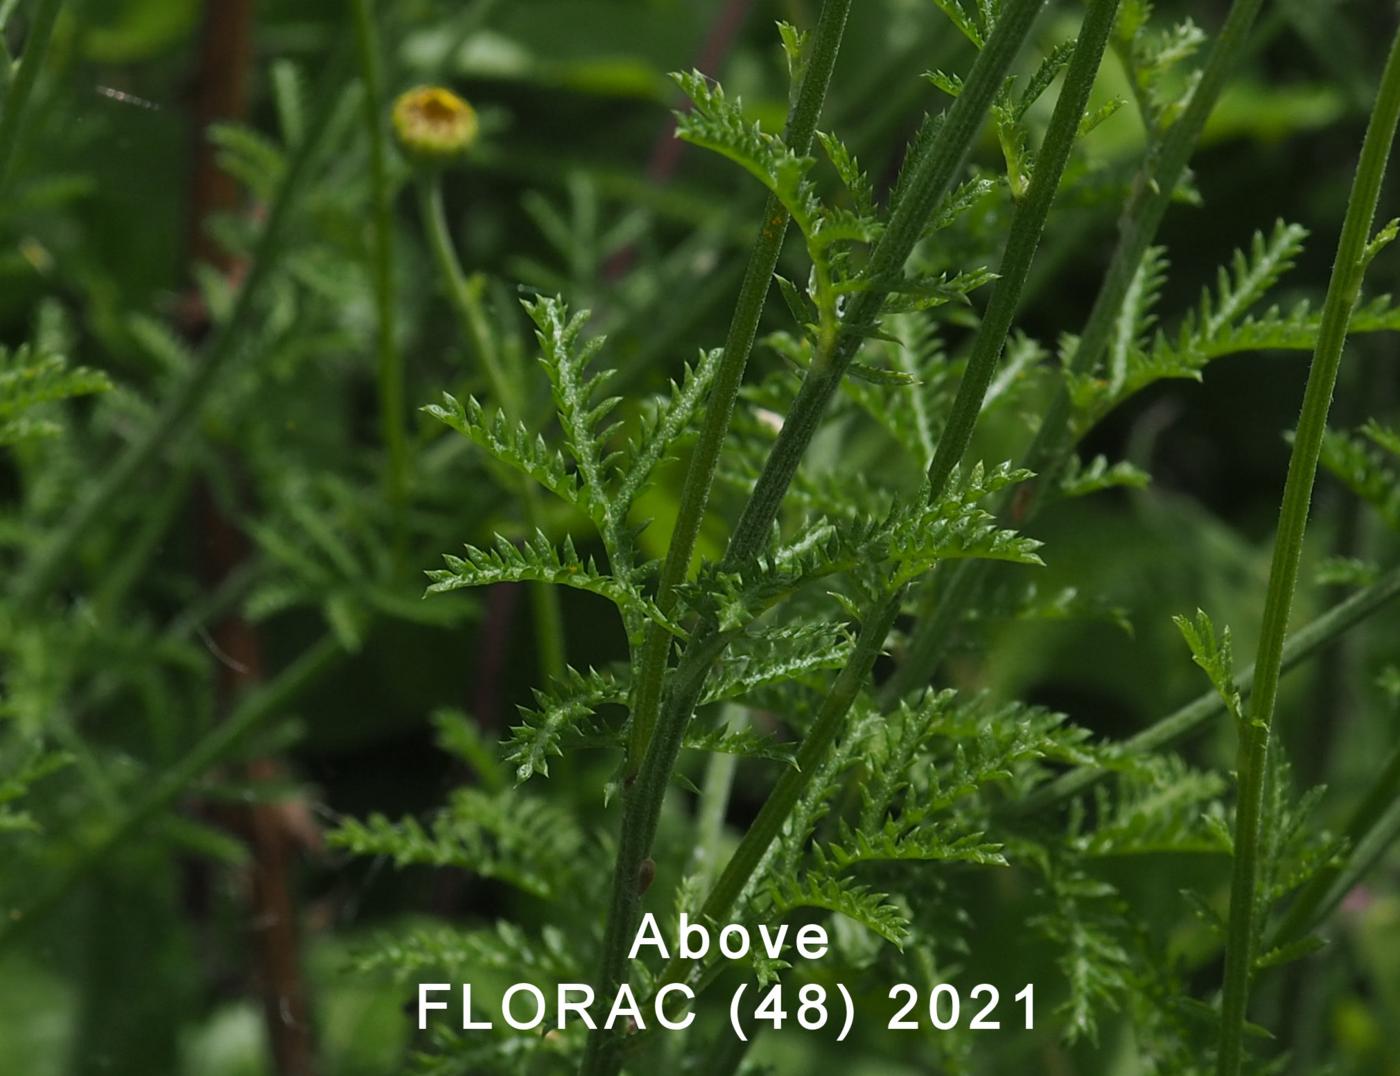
[425,392,597,522]
[672,70,819,234]
[426,530,685,637]
[524,296,622,539]
[1173,609,1245,726]
[769,873,910,946]
[615,347,721,520]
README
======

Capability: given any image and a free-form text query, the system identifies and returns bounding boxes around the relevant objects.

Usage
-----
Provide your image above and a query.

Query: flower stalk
[414,170,567,682]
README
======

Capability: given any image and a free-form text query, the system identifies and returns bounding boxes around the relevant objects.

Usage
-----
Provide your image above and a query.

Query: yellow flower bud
[392,86,478,163]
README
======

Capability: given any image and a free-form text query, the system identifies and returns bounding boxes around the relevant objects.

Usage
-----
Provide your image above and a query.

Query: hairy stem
[1217,24,1400,1074]
[672,0,1123,985]
[690,587,899,942]
[584,9,1055,1066]
[583,6,857,1070]
[690,706,741,897]
[579,626,727,1076]
[1022,0,1270,487]
[640,0,1052,811]
[924,0,1118,497]
[724,0,1048,566]
[416,176,567,681]
[351,0,409,562]
[624,0,854,780]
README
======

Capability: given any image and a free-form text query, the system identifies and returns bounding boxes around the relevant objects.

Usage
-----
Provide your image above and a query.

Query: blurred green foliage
[2,1,1400,1073]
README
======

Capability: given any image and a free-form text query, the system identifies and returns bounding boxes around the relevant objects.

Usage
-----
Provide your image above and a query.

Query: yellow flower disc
[392,86,479,162]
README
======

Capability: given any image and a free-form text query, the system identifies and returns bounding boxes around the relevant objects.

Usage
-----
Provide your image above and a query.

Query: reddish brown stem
[643,0,755,185]
[188,0,253,273]
[184,3,319,1073]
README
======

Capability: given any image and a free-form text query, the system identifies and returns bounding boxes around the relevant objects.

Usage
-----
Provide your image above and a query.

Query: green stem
[1025,0,1269,481]
[0,0,61,196]
[624,0,854,780]
[417,177,518,415]
[1216,25,1400,1073]
[351,0,409,563]
[1011,565,1400,816]
[724,0,1048,567]
[584,13,1052,1070]
[579,627,729,1076]
[0,635,343,952]
[889,0,1272,700]
[648,0,1053,765]
[582,7,857,1069]
[12,42,352,610]
[416,175,567,681]
[925,0,1119,497]
[670,0,1123,987]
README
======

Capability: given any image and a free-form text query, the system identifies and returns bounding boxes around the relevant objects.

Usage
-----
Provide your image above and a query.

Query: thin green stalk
[582,6,856,1069]
[351,0,408,561]
[640,0,1052,797]
[416,176,567,681]
[0,634,344,951]
[0,0,61,196]
[12,43,353,610]
[1011,565,1400,817]
[584,13,1053,1071]
[1217,26,1400,1072]
[667,0,1123,987]
[1022,0,1269,488]
[888,0,1271,701]
[624,0,854,780]
[417,178,519,415]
